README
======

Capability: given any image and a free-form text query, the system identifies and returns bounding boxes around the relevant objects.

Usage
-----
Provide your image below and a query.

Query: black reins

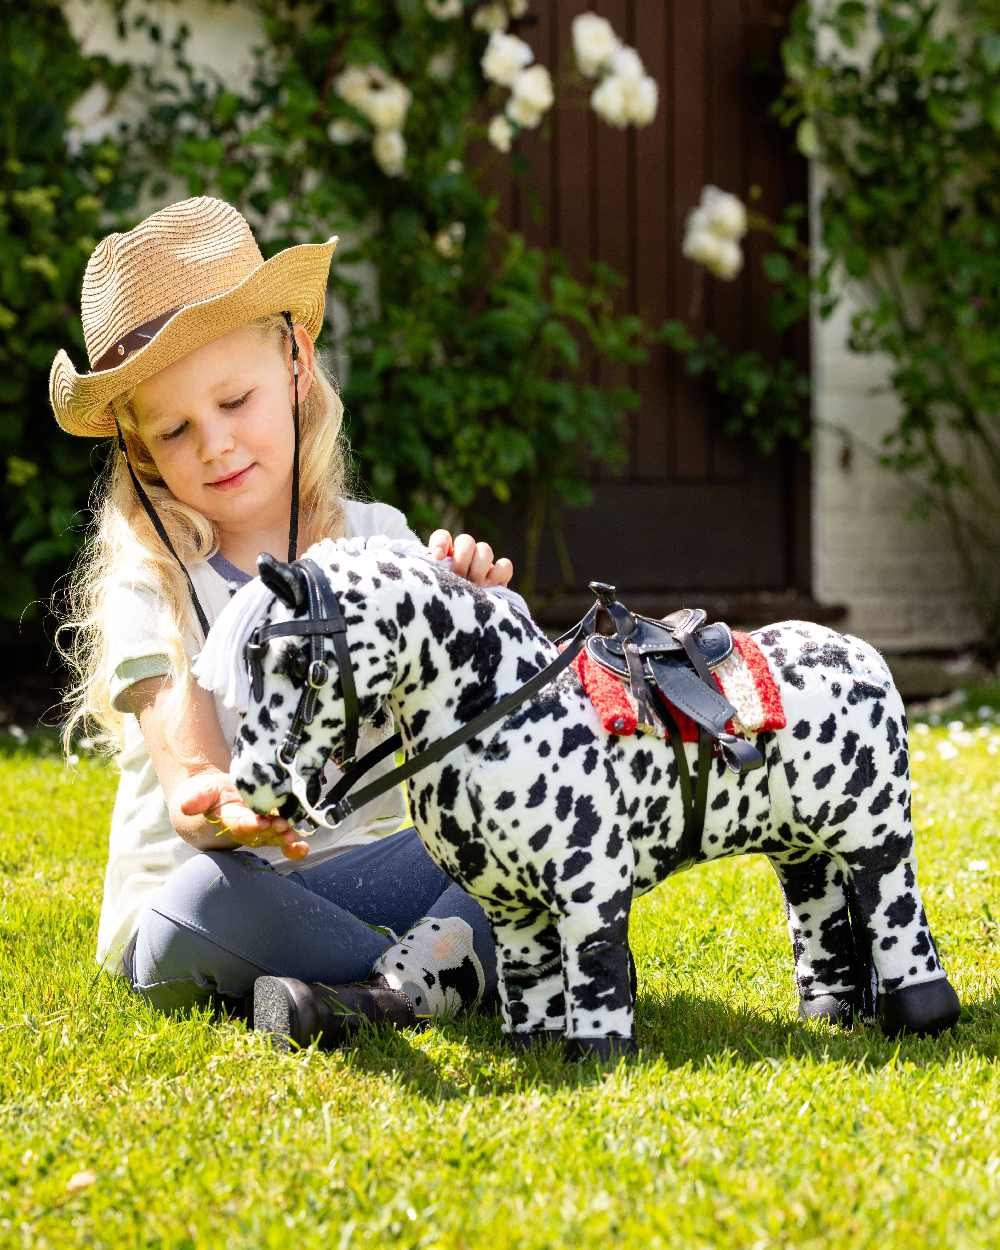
[246,556,601,832]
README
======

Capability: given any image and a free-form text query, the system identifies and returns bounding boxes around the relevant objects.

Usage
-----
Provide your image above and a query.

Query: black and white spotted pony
[194,536,960,1057]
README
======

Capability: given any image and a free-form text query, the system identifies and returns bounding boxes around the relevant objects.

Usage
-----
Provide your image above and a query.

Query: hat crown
[81,196,264,369]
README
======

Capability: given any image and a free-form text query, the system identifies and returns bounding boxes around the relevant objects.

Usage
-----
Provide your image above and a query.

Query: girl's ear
[257,552,306,609]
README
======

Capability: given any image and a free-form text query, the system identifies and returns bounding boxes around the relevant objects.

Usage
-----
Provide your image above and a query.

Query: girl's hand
[427,530,514,589]
[173,770,310,861]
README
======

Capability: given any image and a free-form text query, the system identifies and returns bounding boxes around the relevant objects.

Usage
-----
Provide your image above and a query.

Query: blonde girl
[50,196,529,1047]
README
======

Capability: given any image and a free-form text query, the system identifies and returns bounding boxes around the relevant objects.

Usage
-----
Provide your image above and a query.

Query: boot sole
[254,976,324,1051]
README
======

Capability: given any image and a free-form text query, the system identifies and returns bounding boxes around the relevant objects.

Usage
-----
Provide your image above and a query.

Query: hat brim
[50,236,339,438]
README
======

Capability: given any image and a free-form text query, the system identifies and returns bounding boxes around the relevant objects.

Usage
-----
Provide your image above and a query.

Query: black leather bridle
[245,555,601,832]
[247,557,359,772]
[243,556,762,848]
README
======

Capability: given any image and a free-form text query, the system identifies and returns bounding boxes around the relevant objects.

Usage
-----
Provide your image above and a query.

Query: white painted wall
[808,0,981,650]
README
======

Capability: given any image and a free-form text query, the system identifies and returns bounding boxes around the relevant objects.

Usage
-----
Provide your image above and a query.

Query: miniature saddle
[584,582,764,867]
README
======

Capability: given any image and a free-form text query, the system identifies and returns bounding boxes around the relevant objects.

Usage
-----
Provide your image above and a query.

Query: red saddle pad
[566,631,785,741]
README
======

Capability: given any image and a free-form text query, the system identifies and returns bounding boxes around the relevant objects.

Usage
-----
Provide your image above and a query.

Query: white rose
[709,238,743,279]
[373,129,407,176]
[428,47,457,81]
[609,45,644,82]
[481,30,534,86]
[327,119,365,144]
[682,227,726,268]
[506,94,543,128]
[683,228,743,280]
[509,0,530,15]
[446,158,463,173]
[488,113,514,151]
[590,74,629,128]
[701,185,748,240]
[426,0,464,18]
[685,206,712,237]
[472,3,509,33]
[334,65,373,107]
[624,74,658,126]
[510,64,553,114]
[434,221,466,258]
[359,80,412,131]
[572,13,621,79]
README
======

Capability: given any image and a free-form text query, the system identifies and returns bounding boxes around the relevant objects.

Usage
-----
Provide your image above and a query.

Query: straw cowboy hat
[49,195,339,438]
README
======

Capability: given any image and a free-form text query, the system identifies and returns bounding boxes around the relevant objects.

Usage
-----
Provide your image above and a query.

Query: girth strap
[651,698,712,869]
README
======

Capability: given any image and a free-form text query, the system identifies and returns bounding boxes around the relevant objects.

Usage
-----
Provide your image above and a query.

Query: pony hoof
[878,978,960,1037]
[565,1035,637,1062]
[798,994,856,1027]
[505,1029,563,1050]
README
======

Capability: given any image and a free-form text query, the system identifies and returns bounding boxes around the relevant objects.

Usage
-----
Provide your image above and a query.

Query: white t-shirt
[95,498,530,977]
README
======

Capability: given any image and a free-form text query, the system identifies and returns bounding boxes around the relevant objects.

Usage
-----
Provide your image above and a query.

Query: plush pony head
[193,537,413,825]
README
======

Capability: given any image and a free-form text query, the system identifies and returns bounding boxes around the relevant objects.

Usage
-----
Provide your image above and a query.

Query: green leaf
[762,252,793,284]
[796,117,820,158]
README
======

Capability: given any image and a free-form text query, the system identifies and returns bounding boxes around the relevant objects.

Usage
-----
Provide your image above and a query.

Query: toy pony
[194,536,960,1058]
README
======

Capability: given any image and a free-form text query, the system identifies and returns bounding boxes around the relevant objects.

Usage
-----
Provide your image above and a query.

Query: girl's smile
[209,463,256,490]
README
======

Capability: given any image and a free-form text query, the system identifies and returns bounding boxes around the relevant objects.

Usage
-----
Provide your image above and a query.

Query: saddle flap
[645,658,736,738]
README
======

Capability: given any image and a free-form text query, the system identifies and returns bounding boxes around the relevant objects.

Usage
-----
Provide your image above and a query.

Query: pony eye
[281,644,309,684]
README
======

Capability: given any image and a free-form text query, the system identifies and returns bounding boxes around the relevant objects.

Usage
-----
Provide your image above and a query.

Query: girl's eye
[222,392,251,410]
[160,393,251,441]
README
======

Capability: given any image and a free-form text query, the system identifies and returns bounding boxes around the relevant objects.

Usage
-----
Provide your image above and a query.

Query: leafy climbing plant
[663,0,1000,654]
[0,1,144,623]
[14,0,662,605]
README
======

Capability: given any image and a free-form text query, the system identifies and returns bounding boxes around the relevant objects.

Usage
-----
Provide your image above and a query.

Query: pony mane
[192,535,432,714]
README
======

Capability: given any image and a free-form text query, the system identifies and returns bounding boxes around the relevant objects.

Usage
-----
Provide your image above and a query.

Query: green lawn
[1,688,997,1249]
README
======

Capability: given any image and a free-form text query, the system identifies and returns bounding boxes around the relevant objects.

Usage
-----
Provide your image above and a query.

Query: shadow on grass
[240,982,999,1102]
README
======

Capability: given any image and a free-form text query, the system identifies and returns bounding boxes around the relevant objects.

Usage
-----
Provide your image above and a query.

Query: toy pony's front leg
[490,910,566,1046]
[556,903,637,1059]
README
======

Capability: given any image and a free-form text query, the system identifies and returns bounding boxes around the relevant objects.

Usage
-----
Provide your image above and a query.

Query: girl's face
[132,323,314,532]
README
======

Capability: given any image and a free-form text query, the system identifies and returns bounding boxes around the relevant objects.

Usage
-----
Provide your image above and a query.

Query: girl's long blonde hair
[53,312,362,764]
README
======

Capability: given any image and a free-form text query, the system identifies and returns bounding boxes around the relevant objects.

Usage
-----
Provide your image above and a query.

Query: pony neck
[385,567,549,757]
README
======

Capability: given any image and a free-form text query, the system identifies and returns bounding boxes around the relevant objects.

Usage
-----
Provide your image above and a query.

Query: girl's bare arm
[121,680,301,855]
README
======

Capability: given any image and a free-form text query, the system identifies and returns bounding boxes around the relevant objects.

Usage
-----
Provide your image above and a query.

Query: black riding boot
[253,974,417,1051]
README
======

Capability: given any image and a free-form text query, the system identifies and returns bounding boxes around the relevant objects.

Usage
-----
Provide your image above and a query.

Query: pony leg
[770,852,875,1026]
[842,849,960,1036]
[491,910,566,1045]
[556,901,637,1060]
[767,643,959,1037]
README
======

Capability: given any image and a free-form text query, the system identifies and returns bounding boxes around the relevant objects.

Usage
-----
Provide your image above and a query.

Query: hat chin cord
[112,310,303,643]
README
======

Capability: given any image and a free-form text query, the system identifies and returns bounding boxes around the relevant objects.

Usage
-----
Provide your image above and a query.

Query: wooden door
[472,1,820,627]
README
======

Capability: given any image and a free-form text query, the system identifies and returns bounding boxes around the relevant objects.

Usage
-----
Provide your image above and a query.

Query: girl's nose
[199,420,236,462]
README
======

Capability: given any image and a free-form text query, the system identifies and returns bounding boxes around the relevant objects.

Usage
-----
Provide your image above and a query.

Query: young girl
[50,195,530,1049]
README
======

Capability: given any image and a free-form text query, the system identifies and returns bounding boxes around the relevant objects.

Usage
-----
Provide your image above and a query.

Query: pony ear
[257,552,306,610]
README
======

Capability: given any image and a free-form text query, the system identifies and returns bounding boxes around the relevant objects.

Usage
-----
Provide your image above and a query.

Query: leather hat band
[92,306,181,372]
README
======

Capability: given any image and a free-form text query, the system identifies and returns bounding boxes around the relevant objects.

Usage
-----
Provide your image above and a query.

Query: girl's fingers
[486,557,514,587]
[281,831,311,860]
[216,801,288,836]
[427,528,453,559]
[468,540,495,585]
[450,533,477,575]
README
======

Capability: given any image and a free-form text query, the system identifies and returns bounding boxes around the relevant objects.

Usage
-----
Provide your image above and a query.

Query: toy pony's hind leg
[771,631,959,1037]
[842,839,960,1036]
[770,852,876,1026]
